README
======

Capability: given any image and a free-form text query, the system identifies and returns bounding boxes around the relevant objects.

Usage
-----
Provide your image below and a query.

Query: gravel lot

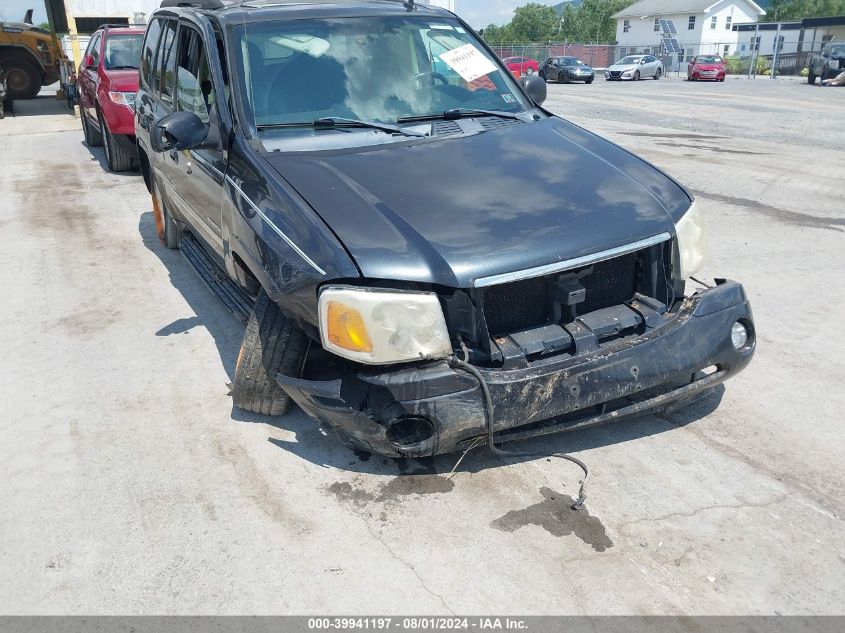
[1,78,843,615]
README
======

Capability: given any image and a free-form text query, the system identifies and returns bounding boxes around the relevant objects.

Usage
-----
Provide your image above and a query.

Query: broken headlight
[673,201,709,279]
[318,286,451,365]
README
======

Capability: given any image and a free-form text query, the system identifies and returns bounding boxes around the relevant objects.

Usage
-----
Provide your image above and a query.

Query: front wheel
[559,72,569,84]
[81,111,102,147]
[808,69,816,84]
[100,112,134,173]
[232,290,308,416]
[634,70,640,81]
[585,78,593,84]
[654,68,662,80]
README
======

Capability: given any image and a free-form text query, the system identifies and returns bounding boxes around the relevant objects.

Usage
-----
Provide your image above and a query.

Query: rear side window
[156,20,178,103]
[140,18,163,88]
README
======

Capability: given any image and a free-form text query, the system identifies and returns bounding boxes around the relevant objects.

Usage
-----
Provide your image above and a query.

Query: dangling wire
[448,342,589,510]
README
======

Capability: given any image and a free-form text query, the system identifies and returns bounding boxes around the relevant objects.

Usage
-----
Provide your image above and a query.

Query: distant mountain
[552,1,583,14]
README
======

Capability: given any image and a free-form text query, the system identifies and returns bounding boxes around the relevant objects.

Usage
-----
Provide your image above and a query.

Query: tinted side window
[175,25,213,123]
[140,18,163,88]
[87,34,101,66]
[156,20,178,103]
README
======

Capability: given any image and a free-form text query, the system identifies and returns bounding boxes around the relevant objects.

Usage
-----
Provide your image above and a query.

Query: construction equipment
[0,10,64,99]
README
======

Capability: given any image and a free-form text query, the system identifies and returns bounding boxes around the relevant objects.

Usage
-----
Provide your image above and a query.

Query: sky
[0,0,552,30]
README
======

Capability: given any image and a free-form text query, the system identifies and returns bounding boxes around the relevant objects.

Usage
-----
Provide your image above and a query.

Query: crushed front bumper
[278,280,755,457]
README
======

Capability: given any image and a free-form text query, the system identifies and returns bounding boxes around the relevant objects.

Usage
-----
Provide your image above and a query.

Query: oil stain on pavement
[490,487,613,552]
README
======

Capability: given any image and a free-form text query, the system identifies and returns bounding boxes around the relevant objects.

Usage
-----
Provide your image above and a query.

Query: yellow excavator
[0,9,64,100]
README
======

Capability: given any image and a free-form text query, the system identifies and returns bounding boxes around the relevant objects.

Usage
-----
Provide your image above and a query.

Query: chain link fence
[486,40,823,78]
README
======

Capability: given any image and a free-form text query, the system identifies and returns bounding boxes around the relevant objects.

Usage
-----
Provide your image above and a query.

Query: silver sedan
[605,54,664,81]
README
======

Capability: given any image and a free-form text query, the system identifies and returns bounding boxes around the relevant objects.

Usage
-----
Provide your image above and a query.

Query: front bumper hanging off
[277,280,755,458]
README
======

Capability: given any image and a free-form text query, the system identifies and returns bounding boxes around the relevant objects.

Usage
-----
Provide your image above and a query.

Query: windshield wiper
[399,108,523,123]
[256,117,425,137]
[313,117,426,137]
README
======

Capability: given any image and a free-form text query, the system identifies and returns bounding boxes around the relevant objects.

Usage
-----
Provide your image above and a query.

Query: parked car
[606,54,663,80]
[808,42,845,84]
[540,56,594,83]
[502,56,539,75]
[77,24,145,172]
[137,0,754,458]
[687,55,726,81]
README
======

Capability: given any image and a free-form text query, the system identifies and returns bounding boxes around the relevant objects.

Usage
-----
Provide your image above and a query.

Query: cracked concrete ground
[1,79,843,614]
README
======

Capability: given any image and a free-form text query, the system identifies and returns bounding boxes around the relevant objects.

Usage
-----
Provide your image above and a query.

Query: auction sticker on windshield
[439,44,497,82]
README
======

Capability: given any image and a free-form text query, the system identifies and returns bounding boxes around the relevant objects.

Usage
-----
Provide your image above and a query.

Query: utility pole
[747,22,759,79]
[771,22,781,79]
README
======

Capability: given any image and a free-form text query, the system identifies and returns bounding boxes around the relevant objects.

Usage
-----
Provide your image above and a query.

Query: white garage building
[612,0,765,63]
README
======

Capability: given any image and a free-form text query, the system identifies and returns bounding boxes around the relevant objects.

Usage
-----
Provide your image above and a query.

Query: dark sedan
[540,56,595,83]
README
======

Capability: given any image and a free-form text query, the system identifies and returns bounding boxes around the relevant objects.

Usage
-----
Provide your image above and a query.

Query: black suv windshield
[232,16,531,130]
[104,34,143,69]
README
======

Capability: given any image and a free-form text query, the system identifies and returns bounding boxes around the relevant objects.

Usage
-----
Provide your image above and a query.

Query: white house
[612,0,766,64]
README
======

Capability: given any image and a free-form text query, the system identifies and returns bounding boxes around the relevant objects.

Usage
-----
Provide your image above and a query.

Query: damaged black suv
[136,0,755,457]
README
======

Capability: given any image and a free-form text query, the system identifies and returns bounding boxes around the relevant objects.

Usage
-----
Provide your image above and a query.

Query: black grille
[609,71,622,78]
[483,276,549,336]
[482,253,638,336]
[579,253,638,314]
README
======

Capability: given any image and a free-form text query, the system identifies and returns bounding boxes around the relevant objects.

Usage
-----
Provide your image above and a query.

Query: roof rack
[96,23,147,31]
[160,0,227,9]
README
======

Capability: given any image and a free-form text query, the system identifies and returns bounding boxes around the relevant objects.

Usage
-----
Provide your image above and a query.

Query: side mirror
[641,59,648,65]
[151,111,208,152]
[83,54,96,69]
[519,74,547,106]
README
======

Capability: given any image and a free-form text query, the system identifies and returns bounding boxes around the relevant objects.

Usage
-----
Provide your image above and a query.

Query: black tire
[558,71,569,83]
[807,70,816,84]
[539,70,545,80]
[585,78,593,84]
[81,111,102,146]
[0,55,41,99]
[100,111,133,172]
[634,70,640,81]
[232,290,308,416]
[654,68,662,80]
[151,177,180,249]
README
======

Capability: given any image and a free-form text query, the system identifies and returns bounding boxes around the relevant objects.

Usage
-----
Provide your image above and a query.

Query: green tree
[763,0,845,21]
[573,0,636,42]
[508,3,560,41]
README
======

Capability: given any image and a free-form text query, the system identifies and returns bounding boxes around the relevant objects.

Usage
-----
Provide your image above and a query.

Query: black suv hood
[264,117,691,288]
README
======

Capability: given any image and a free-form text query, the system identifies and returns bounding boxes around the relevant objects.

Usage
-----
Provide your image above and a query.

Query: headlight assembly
[108,91,136,111]
[673,201,709,279]
[318,286,451,364]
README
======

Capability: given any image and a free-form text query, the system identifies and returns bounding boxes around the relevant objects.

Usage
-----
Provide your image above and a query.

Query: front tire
[808,69,816,84]
[559,72,569,83]
[634,70,640,81]
[232,290,308,416]
[654,68,662,80]
[585,78,593,84]
[100,112,133,172]
[0,56,41,99]
[81,111,102,147]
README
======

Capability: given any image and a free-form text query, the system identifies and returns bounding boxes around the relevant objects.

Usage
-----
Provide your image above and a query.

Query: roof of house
[613,0,765,19]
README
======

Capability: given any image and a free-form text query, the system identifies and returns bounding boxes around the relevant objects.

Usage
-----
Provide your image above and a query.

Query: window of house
[654,19,660,32]
[711,16,717,30]
[679,49,685,62]
[688,16,696,30]
[725,16,732,30]
[724,44,730,56]
[623,19,630,33]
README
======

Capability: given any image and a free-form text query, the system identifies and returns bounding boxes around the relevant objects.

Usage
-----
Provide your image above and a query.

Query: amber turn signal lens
[325,301,373,353]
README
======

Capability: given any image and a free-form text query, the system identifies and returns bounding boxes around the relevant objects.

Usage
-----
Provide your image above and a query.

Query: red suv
[78,24,145,172]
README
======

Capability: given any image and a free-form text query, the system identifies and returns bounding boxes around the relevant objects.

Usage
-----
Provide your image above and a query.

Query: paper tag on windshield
[438,44,497,82]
